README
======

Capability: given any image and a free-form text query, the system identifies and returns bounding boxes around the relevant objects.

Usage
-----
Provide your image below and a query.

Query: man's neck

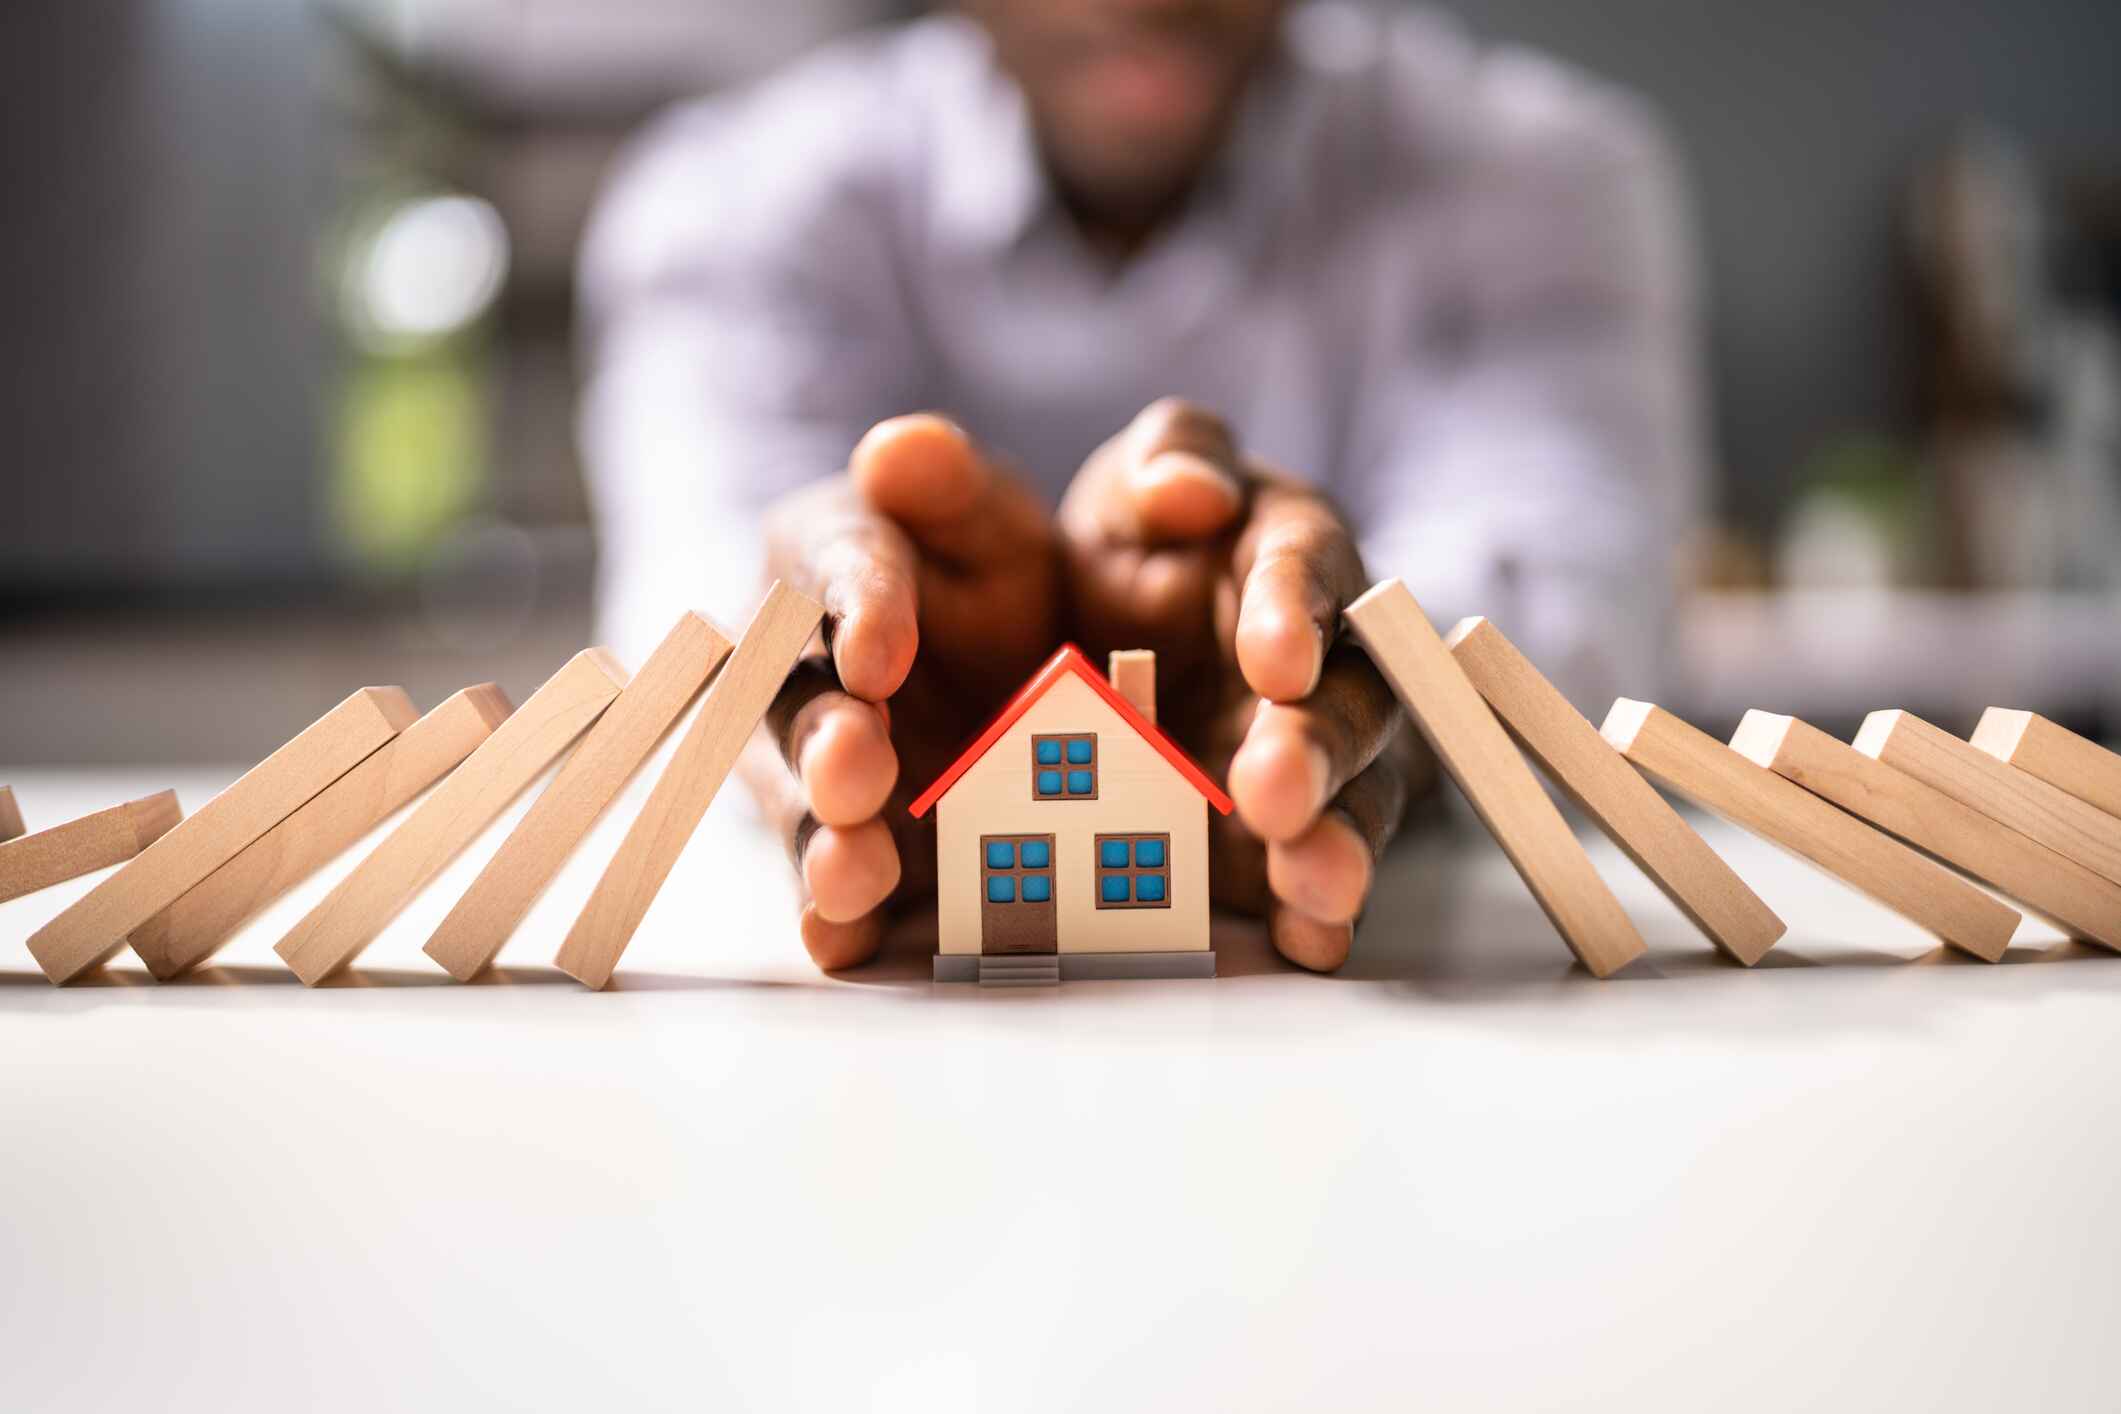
[1049,169,1203,266]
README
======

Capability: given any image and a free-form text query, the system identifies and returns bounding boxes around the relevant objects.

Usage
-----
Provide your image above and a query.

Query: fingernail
[1296,619,1326,697]
[1304,740,1333,810]
[1139,449,1241,504]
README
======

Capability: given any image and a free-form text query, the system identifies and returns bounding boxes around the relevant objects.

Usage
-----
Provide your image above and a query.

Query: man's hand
[741,400,1432,973]
[740,414,1062,969]
[1057,399,1432,970]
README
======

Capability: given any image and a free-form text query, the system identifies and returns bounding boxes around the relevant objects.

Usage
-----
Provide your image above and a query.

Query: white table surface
[4,761,2119,1413]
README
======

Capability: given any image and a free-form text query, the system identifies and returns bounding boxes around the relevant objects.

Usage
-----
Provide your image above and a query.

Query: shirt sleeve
[576,76,923,666]
[1345,54,1707,715]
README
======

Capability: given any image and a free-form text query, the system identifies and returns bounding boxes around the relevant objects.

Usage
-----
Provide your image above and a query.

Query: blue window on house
[1095,832,1171,910]
[983,835,1052,912]
[1032,734,1097,799]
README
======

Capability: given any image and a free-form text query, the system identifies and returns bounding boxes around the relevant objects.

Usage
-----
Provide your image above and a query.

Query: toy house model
[909,646,1234,985]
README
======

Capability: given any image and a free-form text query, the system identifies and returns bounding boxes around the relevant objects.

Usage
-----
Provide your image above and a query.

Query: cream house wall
[935,673,1211,956]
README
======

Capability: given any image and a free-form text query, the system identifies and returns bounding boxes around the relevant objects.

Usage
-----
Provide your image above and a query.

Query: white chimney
[1108,649,1157,724]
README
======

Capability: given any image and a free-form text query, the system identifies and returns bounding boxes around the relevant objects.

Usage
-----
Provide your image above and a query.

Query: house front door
[979,834,1057,954]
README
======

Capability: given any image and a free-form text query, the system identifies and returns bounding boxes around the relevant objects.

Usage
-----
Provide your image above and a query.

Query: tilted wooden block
[425,613,733,981]
[1447,616,1785,964]
[1972,709,2121,823]
[1859,710,2121,888]
[556,582,824,989]
[0,791,182,906]
[1604,701,2021,959]
[0,786,23,843]
[1734,711,2121,958]
[275,650,629,986]
[27,688,417,983]
[132,685,512,979]
[1344,581,1645,978]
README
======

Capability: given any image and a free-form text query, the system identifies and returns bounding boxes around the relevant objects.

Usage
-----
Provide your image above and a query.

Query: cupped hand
[739,415,1061,970]
[1056,399,1433,971]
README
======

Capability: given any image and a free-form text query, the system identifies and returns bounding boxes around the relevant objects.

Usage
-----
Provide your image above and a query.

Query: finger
[736,728,896,974]
[1268,909,1353,973]
[1226,641,1403,843]
[1231,482,1370,702]
[1123,397,1247,539]
[763,658,898,828]
[1264,752,1409,926]
[800,904,885,972]
[1061,398,1246,548]
[764,480,920,702]
[802,818,903,923]
[851,414,1051,572]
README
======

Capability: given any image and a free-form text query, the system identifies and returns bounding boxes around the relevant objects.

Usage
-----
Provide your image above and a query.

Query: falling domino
[0,787,24,843]
[556,581,824,990]
[130,685,513,979]
[1447,616,1785,964]
[275,650,629,986]
[1734,711,2121,957]
[424,613,733,981]
[1971,709,2121,824]
[28,688,418,984]
[1344,580,1645,978]
[1858,710,2121,888]
[0,791,182,906]
[1603,700,2020,960]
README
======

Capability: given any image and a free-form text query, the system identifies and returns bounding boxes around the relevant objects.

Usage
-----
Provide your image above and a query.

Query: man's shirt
[580,2,1704,709]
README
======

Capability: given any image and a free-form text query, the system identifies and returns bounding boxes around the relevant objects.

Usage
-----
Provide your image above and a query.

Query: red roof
[907,645,1234,819]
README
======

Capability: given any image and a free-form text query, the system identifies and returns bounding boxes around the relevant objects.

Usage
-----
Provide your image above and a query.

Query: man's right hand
[739,415,1062,969]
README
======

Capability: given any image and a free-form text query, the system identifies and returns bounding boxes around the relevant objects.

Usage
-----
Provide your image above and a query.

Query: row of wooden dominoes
[5,583,825,987]
[10,574,2120,988]
[1347,580,2121,974]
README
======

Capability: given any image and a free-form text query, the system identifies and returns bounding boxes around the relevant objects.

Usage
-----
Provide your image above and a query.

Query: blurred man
[579,0,1703,972]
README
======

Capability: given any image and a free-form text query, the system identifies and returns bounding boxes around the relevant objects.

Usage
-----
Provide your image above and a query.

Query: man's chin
[1046,133,1223,230]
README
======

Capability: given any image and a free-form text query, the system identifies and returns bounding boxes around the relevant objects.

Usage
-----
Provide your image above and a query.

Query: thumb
[1072,398,1247,545]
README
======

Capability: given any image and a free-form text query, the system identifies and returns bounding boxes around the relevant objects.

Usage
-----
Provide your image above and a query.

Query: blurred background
[3,0,2118,764]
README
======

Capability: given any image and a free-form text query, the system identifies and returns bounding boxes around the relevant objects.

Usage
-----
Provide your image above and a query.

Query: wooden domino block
[28,688,417,983]
[0,786,23,842]
[1858,710,2121,888]
[1604,701,2020,959]
[0,791,182,905]
[1343,581,1645,978]
[1972,709,2121,823]
[1734,712,2121,957]
[424,613,733,981]
[131,685,512,979]
[556,582,824,989]
[1447,617,1785,964]
[275,650,628,985]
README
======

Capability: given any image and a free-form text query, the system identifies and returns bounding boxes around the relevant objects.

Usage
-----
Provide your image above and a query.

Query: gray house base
[934,951,1217,985]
